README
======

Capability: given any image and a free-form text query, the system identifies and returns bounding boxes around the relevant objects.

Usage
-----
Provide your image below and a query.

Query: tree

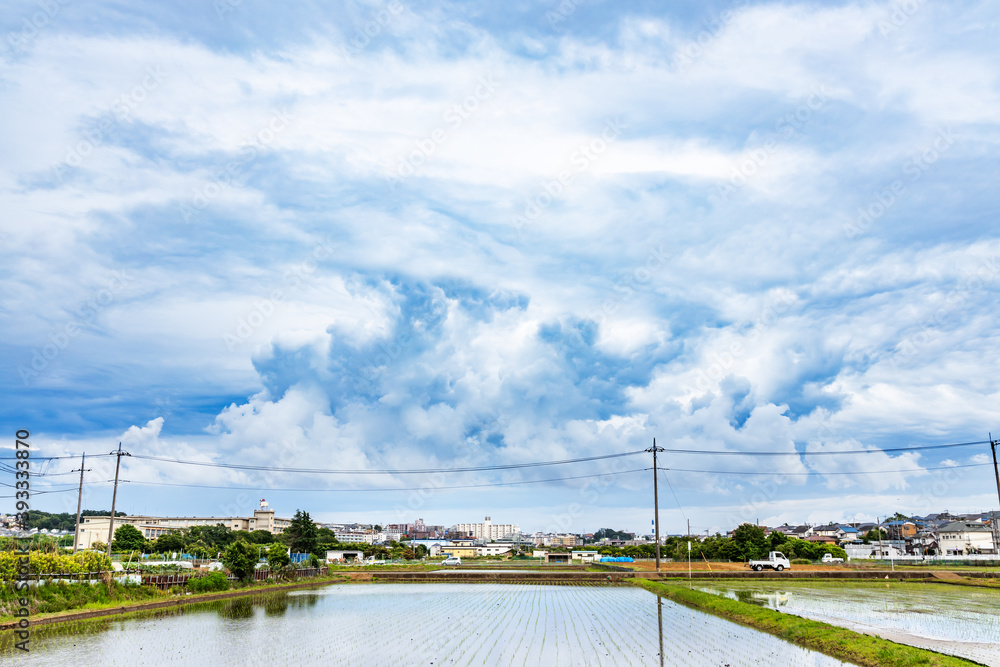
[247,530,276,544]
[222,540,256,582]
[266,542,290,570]
[111,524,146,553]
[730,524,768,561]
[769,531,788,550]
[154,532,185,553]
[284,510,318,555]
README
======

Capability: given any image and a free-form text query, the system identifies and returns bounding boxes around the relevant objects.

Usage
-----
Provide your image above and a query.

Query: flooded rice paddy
[4,583,848,666]
[696,581,1000,666]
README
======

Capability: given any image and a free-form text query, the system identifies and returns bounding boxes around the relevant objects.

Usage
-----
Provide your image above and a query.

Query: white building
[452,517,520,541]
[335,530,381,544]
[937,521,996,555]
[74,499,291,550]
[477,543,513,557]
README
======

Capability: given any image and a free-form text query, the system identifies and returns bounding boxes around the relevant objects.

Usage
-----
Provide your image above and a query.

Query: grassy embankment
[0,571,352,624]
[633,579,980,667]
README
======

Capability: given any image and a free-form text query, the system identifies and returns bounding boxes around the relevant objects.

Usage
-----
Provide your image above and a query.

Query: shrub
[186,571,230,593]
[791,558,812,565]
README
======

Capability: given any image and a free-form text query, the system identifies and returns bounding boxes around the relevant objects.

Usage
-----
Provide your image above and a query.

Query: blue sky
[2,0,999,535]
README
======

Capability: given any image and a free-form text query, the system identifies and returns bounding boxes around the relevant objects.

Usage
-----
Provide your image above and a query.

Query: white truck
[821,553,845,564]
[748,551,791,571]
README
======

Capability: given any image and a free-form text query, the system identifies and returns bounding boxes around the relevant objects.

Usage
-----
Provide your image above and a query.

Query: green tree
[154,532,185,553]
[284,510,318,554]
[266,542,290,570]
[111,524,146,553]
[860,529,883,544]
[247,529,276,544]
[222,539,256,582]
[730,524,768,561]
[769,531,788,550]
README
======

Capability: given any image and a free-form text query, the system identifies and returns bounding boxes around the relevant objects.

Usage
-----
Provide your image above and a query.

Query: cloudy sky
[2,0,999,535]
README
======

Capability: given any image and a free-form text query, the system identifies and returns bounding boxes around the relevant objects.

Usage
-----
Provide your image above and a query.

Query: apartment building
[73,499,291,550]
[451,517,520,541]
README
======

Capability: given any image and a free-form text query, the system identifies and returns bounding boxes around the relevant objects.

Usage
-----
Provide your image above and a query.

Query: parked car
[441,556,462,566]
[748,551,791,571]
[821,553,845,564]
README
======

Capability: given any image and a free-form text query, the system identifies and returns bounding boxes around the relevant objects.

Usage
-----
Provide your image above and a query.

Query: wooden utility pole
[647,438,665,573]
[106,443,131,558]
[990,435,1000,554]
[72,452,89,554]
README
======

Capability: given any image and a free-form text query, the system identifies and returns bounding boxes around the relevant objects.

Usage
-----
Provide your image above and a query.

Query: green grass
[0,580,161,618]
[632,579,980,666]
[0,570,348,624]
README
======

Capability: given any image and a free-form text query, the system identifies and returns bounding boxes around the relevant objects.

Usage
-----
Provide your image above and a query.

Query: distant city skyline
[3,1,999,535]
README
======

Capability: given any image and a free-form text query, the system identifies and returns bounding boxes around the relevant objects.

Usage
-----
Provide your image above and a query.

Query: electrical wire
[656,440,989,456]
[658,462,992,476]
[113,467,650,493]
[126,450,648,475]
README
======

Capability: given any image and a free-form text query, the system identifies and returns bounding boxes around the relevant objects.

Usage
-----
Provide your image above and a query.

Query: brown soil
[627,561,845,572]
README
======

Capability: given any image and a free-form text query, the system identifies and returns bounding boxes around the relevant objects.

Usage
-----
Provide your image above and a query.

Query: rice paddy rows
[695,582,1000,666]
[9,584,849,665]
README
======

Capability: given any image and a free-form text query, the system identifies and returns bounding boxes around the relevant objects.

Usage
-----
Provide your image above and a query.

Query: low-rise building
[477,543,512,557]
[73,500,291,550]
[441,545,478,559]
[937,521,996,555]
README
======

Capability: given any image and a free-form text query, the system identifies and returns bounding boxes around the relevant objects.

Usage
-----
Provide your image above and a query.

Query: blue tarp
[599,556,634,563]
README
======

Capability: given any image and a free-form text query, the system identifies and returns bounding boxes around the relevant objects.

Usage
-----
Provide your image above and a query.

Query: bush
[186,571,230,593]
[791,558,812,565]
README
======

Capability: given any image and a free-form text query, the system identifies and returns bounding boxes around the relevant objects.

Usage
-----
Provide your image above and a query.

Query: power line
[127,450,648,475]
[114,467,650,493]
[657,440,988,456]
[659,462,992,476]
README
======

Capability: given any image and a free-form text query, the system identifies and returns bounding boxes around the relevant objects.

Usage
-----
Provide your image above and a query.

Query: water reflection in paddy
[5,584,849,666]
[696,582,1000,666]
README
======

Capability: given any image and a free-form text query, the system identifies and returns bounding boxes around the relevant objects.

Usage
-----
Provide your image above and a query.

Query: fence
[3,566,330,591]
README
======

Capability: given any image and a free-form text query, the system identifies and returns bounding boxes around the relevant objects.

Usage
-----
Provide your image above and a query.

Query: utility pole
[647,438,665,573]
[990,435,1000,555]
[106,442,131,559]
[72,452,91,554]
